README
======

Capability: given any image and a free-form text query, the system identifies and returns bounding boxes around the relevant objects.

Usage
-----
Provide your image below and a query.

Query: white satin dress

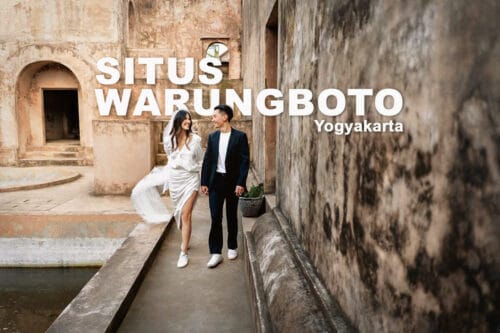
[131,134,203,228]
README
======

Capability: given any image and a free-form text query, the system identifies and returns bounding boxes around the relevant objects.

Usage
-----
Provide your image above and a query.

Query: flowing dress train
[131,133,203,228]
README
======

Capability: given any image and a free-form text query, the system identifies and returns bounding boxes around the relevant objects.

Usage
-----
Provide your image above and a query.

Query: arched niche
[16,61,81,153]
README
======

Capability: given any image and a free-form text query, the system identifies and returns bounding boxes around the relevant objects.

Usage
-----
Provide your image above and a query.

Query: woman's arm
[163,127,173,159]
[192,135,204,172]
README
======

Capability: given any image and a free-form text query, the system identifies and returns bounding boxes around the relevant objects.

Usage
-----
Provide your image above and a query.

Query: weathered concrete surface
[241,171,273,333]
[47,221,170,333]
[243,0,500,331]
[0,166,141,266]
[244,169,353,332]
[250,212,355,333]
[127,0,241,80]
[119,195,255,333]
[0,237,125,267]
[0,166,137,214]
[0,213,137,266]
[0,213,138,238]
[244,230,273,333]
[93,120,153,194]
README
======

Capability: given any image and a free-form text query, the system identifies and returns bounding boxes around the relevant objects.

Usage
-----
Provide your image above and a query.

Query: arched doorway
[16,61,83,165]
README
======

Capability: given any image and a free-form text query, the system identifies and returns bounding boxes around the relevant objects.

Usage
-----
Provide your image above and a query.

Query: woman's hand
[201,186,209,195]
[235,186,244,196]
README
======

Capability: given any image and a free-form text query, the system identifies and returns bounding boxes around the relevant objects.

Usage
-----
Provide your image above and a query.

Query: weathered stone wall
[0,0,121,42]
[122,0,246,167]
[0,0,125,165]
[241,0,276,185]
[0,0,248,194]
[104,0,243,124]
[243,0,499,331]
[128,0,241,81]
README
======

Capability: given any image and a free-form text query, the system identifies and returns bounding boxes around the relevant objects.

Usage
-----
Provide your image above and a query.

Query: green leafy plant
[242,183,264,198]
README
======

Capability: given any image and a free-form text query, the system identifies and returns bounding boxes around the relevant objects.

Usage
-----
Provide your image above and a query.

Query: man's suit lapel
[213,130,221,162]
[222,128,237,171]
[226,127,237,156]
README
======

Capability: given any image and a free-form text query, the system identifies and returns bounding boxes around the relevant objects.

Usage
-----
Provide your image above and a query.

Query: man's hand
[201,186,209,195]
[235,186,245,197]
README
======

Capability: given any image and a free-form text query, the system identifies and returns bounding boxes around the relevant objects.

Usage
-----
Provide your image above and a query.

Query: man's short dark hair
[214,104,233,122]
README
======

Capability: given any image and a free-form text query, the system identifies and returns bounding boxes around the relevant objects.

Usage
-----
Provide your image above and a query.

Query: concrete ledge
[244,230,274,333]
[246,211,356,333]
[273,209,356,332]
[244,168,354,332]
[0,213,140,266]
[0,213,139,238]
[251,213,334,331]
[0,237,125,267]
[47,220,172,332]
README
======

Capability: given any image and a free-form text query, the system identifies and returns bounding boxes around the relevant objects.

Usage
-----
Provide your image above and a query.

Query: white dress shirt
[216,130,231,173]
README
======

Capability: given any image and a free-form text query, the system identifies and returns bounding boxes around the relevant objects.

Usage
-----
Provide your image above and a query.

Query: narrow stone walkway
[118,194,255,333]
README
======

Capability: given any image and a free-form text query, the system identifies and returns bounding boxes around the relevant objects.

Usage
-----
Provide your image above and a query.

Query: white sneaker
[228,249,238,260]
[207,254,223,268]
[177,251,188,268]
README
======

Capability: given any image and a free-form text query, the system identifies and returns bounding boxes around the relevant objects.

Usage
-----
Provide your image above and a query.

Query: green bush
[243,183,264,198]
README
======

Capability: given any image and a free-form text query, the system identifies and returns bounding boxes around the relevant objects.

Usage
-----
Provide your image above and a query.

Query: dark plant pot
[238,196,265,217]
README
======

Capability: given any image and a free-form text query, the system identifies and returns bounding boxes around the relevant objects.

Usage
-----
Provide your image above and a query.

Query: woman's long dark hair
[169,110,193,151]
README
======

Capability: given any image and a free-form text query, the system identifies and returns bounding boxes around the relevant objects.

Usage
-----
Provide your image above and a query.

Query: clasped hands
[201,185,244,196]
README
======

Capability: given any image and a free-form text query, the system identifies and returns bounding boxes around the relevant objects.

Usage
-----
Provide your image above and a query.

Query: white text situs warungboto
[95,57,405,118]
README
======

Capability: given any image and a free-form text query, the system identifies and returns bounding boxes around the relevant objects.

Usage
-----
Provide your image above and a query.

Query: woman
[131,110,203,268]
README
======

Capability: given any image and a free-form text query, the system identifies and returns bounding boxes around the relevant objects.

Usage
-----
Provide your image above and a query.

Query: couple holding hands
[131,104,250,268]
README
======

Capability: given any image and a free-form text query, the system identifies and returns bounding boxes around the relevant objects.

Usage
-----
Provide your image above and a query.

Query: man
[201,104,250,268]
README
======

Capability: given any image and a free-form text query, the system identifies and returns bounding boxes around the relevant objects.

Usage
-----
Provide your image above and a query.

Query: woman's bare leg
[180,191,198,253]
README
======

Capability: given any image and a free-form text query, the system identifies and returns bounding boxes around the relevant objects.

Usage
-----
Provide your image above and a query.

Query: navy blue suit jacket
[201,128,250,190]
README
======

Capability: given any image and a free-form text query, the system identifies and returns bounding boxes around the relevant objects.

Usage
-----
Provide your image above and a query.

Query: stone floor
[0,166,134,214]
[0,166,80,192]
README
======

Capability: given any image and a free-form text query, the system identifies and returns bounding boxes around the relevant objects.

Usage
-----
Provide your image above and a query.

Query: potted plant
[239,183,265,217]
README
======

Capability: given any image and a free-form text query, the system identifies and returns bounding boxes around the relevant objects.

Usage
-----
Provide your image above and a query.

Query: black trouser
[208,172,239,254]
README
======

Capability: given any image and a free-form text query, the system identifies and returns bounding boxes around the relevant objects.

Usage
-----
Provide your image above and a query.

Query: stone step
[18,158,92,167]
[23,151,80,159]
[26,145,81,153]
